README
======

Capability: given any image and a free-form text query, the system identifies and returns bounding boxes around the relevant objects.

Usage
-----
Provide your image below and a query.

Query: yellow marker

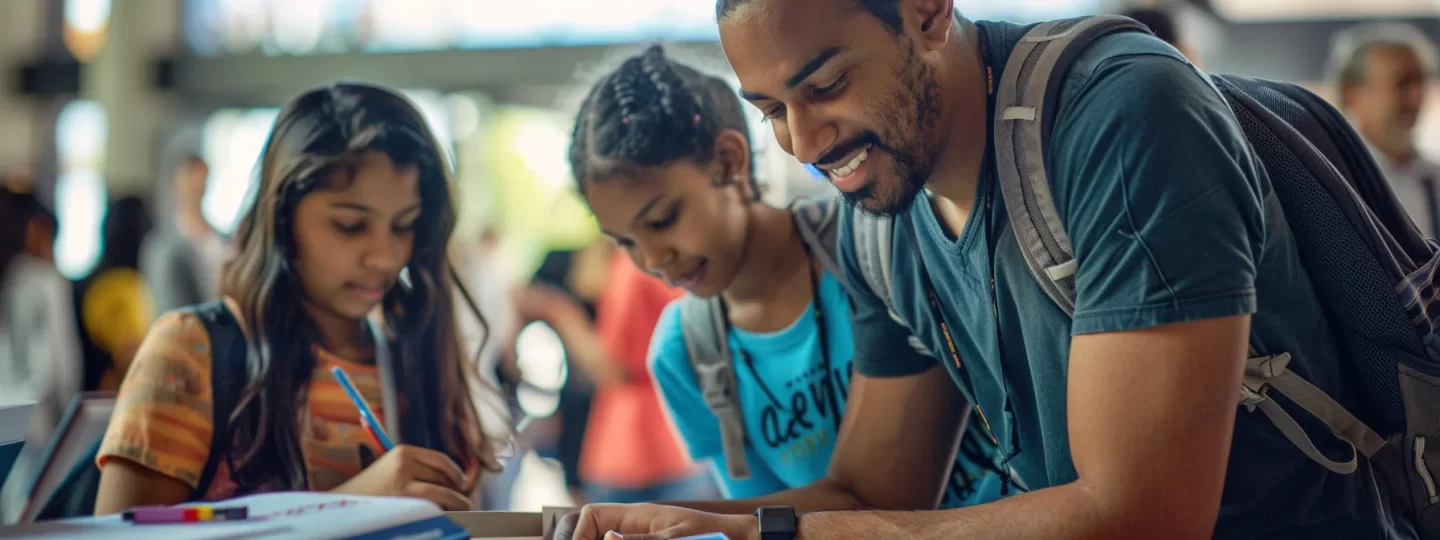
[195,506,214,521]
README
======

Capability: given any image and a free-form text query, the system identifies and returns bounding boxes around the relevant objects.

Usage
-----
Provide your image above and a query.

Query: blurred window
[55,100,108,280]
[182,0,1102,56]
[1213,0,1438,21]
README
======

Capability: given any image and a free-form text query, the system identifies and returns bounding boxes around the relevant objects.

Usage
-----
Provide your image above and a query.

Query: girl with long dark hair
[94,82,503,513]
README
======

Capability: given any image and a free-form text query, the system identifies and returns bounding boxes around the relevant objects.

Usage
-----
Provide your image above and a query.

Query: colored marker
[332,365,395,451]
[123,505,248,524]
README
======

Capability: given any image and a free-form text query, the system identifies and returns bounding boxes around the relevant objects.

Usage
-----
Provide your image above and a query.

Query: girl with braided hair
[94,82,504,514]
[570,44,1005,511]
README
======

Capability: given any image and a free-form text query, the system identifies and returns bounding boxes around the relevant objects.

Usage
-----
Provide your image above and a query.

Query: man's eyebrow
[786,47,845,88]
[737,46,846,102]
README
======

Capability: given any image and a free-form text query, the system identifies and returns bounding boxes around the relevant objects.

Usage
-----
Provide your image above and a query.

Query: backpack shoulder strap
[188,300,249,497]
[790,196,843,279]
[677,296,750,480]
[992,15,1151,316]
[850,207,898,319]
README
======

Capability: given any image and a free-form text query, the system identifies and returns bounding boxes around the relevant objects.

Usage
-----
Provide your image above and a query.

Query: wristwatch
[755,506,797,540]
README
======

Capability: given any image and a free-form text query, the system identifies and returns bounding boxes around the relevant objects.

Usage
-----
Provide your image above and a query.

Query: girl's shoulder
[129,308,218,395]
[97,307,220,488]
[645,299,692,373]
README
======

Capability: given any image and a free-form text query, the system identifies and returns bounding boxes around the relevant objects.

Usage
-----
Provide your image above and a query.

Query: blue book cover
[0,401,34,491]
[344,515,469,540]
[0,440,22,490]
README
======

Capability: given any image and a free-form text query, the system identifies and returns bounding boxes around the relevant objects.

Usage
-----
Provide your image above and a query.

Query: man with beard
[1330,23,1439,237]
[554,1,1393,539]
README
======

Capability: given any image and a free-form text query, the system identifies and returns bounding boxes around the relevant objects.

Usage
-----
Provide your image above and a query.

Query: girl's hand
[332,445,473,511]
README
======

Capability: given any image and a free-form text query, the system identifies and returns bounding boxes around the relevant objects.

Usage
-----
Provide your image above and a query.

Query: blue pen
[331,366,395,451]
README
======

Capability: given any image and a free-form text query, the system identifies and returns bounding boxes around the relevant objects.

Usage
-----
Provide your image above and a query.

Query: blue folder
[0,402,35,491]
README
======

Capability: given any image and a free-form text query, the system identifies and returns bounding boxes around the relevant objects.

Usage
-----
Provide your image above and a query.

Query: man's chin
[841,183,918,218]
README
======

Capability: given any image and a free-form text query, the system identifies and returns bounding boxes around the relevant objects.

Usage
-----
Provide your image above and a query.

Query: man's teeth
[830,148,869,178]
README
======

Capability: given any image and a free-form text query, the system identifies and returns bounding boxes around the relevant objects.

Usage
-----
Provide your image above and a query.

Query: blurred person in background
[576,246,717,504]
[1119,7,1203,68]
[141,153,226,314]
[512,240,618,506]
[0,187,82,524]
[457,226,517,388]
[1331,23,1440,237]
[452,225,521,510]
[73,196,155,392]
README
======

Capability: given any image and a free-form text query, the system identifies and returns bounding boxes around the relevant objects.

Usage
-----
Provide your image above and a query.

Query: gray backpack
[853,15,1440,534]
[677,196,848,480]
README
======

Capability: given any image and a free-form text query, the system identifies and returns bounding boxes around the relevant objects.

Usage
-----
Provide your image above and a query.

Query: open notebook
[0,492,472,539]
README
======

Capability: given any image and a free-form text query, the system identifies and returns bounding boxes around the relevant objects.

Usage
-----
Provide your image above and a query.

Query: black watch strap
[756,506,797,540]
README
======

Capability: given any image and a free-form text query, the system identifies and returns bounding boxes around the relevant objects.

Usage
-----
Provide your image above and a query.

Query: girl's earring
[398,267,413,291]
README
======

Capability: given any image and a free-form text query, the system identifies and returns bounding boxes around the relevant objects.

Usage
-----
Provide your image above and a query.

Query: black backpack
[33,300,248,520]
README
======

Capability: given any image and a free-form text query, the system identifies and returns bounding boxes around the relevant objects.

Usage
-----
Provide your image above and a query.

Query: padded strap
[993,15,1151,316]
[678,297,750,480]
[852,209,899,321]
[1240,353,1386,475]
[371,318,400,438]
[791,197,842,279]
[193,301,249,497]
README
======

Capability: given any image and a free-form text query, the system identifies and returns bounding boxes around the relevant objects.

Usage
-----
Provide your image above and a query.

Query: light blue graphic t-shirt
[649,270,1005,506]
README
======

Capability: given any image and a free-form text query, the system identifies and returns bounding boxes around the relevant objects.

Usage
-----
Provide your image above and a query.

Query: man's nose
[785,105,838,166]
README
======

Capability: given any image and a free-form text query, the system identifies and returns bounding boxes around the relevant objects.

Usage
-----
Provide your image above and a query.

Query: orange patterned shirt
[97,309,391,499]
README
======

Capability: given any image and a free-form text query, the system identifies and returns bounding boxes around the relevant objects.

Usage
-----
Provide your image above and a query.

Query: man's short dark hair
[1119,8,1179,46]
[716,0,903,35]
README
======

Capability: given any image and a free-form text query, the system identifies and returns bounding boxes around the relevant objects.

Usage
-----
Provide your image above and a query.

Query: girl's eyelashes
[647,203,681,231]
[334,221,365,235]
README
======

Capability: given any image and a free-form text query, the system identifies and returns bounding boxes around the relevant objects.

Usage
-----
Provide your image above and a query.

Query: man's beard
[840,48,942,219]
[840,142,930,218]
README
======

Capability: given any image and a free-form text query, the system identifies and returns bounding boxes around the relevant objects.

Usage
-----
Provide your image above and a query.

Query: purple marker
[123,505,249,524]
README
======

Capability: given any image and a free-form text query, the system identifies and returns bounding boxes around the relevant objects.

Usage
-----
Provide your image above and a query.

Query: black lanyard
[718,216,832,412]
[905,23,1026,491]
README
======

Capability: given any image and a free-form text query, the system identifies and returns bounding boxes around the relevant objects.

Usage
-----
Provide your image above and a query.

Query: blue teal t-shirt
[649,270,1005,507]
[838,20,1390,539]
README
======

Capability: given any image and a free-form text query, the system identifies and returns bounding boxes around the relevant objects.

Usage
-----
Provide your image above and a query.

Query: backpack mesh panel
[1214,76,1419,435]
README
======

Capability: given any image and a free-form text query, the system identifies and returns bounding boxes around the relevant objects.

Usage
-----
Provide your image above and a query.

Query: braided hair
[570,44,756,196]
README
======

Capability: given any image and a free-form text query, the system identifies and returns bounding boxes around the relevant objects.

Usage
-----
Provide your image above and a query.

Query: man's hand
[552,504,755,540]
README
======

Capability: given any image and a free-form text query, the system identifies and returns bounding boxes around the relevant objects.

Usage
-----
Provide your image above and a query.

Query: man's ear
[910,0,956,51]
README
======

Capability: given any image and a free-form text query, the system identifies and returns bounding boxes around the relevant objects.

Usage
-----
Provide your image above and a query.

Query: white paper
[0,492,444,539]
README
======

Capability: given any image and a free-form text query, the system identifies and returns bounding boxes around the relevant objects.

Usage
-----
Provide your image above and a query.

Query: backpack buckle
[695,361,737,410]
[1240,353,1293,412]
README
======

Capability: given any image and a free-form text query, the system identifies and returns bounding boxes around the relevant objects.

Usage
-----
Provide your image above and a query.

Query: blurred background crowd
[0,0,1437,521]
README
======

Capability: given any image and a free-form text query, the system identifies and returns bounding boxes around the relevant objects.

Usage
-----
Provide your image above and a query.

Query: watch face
[758,506,797,533]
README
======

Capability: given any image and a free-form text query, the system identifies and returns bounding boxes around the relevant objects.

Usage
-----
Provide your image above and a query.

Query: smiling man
[555,1,1397,539]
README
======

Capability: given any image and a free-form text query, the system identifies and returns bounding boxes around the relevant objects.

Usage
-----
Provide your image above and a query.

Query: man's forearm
[794,482,1191,540]
[664,478,866,515]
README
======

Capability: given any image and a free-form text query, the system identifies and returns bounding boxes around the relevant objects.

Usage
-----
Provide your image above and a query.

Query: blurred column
[0,0,47,176]
[79,0,181,196]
